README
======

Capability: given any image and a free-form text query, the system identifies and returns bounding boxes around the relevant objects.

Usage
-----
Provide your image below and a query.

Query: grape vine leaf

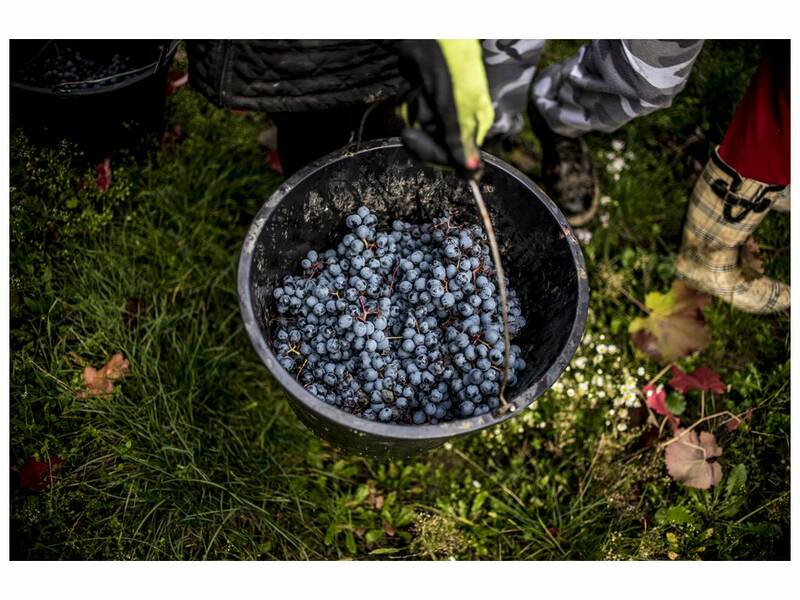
[664,429,723,489]
[16,455,64,493]
[628,281,710,362]
[166,70,189,96]
[643,383,679,431]
[94,158,112,192]
[724,407,754,432]
[669,365,726,394]
[80,353,130,398]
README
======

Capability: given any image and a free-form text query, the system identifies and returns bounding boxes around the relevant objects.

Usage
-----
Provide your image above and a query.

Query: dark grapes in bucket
[271,206,526,424]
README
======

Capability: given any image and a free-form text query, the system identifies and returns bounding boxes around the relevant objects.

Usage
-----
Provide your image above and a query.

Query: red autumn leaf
[664,429,723,489]
[166,70,189,96]
[669,365,726,394]
[643,383,679,431]
[162,123,188,146]
[95,158,112,192]
[628,281,711,362]
[16,456,64,493]
[266,150,284,176]
[725,407,754,432]
[79,352,129,398]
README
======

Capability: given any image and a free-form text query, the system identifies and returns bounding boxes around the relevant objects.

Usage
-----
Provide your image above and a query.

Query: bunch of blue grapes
[16,49,134,89]
[271,206,527,424]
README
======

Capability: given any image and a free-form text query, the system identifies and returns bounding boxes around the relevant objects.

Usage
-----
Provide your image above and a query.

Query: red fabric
[718,45,790,186]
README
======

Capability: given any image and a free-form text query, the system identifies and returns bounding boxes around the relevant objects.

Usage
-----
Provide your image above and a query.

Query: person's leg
[532,39,704,137]
[676,43,790,314]
[525,39,703,226]
[481,39,546,138]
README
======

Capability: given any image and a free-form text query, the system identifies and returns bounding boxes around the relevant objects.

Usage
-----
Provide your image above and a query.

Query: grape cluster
[16,48,134,89]
[271,206,527,424]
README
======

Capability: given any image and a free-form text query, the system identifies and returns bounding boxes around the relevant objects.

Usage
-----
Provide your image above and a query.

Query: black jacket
[187,40,405,113]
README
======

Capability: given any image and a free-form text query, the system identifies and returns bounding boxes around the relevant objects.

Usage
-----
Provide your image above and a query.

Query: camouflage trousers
[482,39,704,138]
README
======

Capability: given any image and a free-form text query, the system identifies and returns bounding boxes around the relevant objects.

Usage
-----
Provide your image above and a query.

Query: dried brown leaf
[628,281,711,362]
[80,353,129,398]
[664,429,723,489]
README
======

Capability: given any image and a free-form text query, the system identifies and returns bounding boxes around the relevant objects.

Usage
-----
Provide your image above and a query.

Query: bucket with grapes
[10,40,178,155]
[238,138,588,458]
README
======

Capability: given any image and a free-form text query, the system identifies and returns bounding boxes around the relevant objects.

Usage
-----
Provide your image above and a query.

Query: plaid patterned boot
[675,149,790,314]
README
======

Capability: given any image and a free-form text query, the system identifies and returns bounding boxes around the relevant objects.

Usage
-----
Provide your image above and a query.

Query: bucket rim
[10,40,179,97]
[238,137,589,443]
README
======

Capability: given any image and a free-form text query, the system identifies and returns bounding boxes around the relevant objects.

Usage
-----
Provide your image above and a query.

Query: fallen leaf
[643,383,679,431]
[95,158,112,192]
[162,123,188,146]
[80,353,129,397]
[664,429,723,489]
[669,365,726,394]
[740,237,764,281]
[383,522,396,537]
[16,456,64,493]
[266,150,284,176]
[629,281,711,362]
[725,407,754,432]
[166,70,189,96]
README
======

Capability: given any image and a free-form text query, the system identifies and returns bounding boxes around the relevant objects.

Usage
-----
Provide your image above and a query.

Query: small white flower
[636,366,646,377]
[600,195,612,206]
[472,480,482,489]
[575,228,593,245]
[617,422,628,432]
[574,357,588,370]
[611,139,625,152]
[566,388,576,398]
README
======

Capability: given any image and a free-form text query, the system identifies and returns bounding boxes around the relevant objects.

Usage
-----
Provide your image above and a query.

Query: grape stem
[468,179,511,408]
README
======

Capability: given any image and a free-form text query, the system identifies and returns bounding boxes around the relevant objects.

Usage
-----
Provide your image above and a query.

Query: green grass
[10,40,789,560]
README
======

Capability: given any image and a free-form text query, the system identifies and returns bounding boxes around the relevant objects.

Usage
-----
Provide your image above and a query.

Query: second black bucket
[10,40,179,158]
[239,138,589,459]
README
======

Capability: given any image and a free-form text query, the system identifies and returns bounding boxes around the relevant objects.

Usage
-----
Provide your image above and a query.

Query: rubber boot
[675,148,789,314]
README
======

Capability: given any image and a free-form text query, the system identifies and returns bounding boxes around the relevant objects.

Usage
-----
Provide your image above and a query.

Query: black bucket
[10,40,179,157]
[238,138,589,458]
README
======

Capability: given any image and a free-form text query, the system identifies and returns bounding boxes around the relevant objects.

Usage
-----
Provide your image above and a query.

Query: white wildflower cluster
[478,317,650,448]
[605,139,635,182]
[546,329,648,435]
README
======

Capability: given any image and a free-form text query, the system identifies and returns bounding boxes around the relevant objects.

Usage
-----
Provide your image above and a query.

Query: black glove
[395,40,495,175]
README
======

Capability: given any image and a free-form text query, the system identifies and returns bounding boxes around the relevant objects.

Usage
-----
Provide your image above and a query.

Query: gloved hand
[395,40,495,175]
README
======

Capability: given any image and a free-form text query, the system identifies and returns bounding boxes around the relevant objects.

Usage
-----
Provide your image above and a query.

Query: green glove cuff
[436,40,494,157]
